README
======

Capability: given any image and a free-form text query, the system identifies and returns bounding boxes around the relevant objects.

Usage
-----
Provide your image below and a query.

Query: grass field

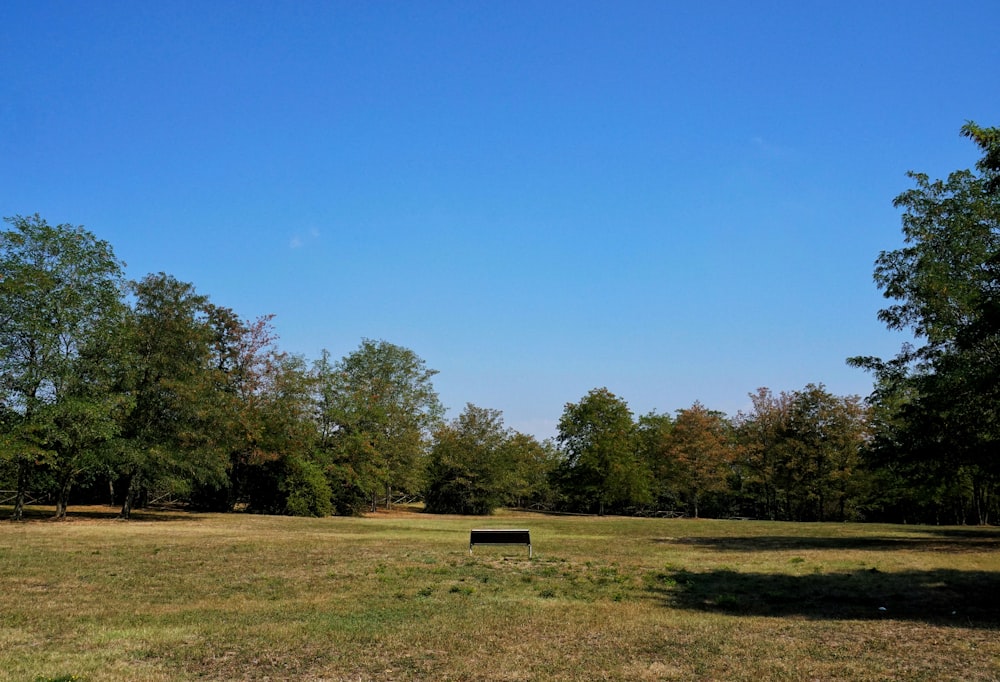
[1,506,998,681]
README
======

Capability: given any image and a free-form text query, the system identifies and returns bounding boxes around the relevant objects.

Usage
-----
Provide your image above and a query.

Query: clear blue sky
[2,1,998,439]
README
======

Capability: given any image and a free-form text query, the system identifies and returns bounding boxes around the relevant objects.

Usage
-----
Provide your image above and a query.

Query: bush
[281,458,333,517]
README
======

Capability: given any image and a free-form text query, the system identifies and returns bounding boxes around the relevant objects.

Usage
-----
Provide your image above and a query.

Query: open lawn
[1,506,998,681]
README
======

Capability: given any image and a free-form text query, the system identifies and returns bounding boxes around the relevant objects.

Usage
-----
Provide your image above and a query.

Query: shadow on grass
[665,529,1000,553]
[649,567,1000,627]
[3,504,203,523]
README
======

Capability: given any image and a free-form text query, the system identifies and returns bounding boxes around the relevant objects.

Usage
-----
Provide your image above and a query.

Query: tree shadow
[3,504,204,523]
[648,567,1000,627]
[664,528,1000,553]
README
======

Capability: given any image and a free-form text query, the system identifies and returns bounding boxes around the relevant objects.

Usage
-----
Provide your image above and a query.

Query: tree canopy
[0,215,126,519]
[556,388,650,514]
[850,121,1000,524]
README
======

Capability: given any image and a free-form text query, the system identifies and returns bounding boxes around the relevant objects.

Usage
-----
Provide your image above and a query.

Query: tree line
[2,122,997,524]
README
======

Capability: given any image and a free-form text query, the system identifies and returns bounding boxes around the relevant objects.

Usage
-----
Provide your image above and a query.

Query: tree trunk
[12,457,29,521]
[54,475,73,520]
[227,453,244,512]
[119,474,139,520]
[972,476,990,526]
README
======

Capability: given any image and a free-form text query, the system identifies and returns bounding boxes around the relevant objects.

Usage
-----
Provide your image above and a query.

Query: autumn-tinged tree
[668,402,734,518]
[734,386,869,521]
[194,306,319,512]
[0,215,126,520]
[556,388,650,514]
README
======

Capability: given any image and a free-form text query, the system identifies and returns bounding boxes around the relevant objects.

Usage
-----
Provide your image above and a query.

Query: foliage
[314,340,443,513]
[850,121,1000,524]
[0,215,126,519]
[279,456,333,517]
[556,388,650,514]
[667,402,735,518]
[502,432,560,508]
[733,388,792,519]
[734,385,869,521]
[413,404,561,515]
[191,308,319,512]
[425,403,522,515]
[111,273,231,518]
[779,385,869,521]
[636,410,676,508]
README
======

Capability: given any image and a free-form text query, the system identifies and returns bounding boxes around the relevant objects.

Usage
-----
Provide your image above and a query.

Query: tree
[424,404,510,515]
[850,122,1000,524]
[502,432,560,509]
[0,215,126,520]
[314,340,443,513]
[192,306,316,512]
[734,388,793,520]
[667,402,733,518]
[239,352,322,516]
[778,386,869,521]
[112,273,230,519]
[734,386,869,521]
[556,388,650,514]
[637,410,678,510]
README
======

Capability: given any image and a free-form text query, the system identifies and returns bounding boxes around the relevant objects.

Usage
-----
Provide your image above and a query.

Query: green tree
[503,432,560,509]
[243,353,322,515]
[777,386,869,521]
[556,388,650,514]
[734,388,793,520]
[735,386,869,521]
[850,122,1000,523]
[112,273,230,518]
[0,215,126,520]
[424,404,510,515]
[314,340,443,513]
[637,410,678,511]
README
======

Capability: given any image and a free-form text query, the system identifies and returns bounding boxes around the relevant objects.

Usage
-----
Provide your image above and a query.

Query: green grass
[2,506,999,681]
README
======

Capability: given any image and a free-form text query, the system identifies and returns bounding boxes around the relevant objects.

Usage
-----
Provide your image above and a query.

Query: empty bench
[469,528,532,558]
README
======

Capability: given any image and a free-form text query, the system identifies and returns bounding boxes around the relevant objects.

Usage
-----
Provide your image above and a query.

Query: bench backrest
[469,528,530,546]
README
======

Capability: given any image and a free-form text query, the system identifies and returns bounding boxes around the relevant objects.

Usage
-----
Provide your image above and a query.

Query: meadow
[1,506,998,681]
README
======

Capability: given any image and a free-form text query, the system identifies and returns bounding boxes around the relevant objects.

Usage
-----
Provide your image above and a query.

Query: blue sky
[2,1,998,439]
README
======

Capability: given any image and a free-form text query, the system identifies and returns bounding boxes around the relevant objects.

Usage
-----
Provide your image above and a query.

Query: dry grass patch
[2,506,998,681]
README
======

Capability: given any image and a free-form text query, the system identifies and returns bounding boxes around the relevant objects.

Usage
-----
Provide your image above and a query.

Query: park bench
[469,528,532,558]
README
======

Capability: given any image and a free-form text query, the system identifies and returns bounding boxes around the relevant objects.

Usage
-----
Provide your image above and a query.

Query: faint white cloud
[289,227,321,250]
[751,135,791,157]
